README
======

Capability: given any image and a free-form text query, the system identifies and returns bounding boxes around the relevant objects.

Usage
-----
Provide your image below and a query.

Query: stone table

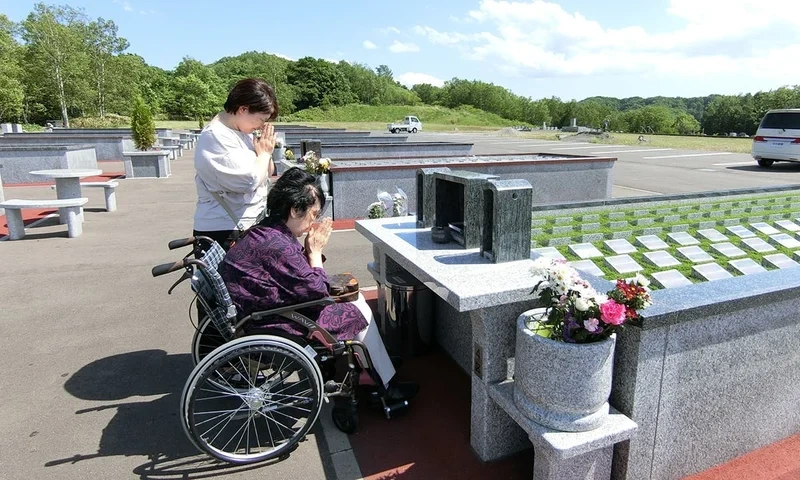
[356,216,635,479]
[29,168,102,223]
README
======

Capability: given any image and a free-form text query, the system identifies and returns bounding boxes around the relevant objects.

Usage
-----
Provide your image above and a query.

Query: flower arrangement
[302,151,331,175]
[367,201,385,219]
[527,257,652,343]
[285,148,295,161]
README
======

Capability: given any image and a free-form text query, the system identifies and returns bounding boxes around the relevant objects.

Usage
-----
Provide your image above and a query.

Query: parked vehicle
[752,109,800,168]
[388,116,422,134]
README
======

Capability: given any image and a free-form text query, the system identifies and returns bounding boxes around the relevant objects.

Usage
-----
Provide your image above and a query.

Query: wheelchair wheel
[181,335,324,464]
[191,315,227,365]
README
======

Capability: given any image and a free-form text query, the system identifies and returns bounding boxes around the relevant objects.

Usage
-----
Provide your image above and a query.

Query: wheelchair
[151,236,409,465]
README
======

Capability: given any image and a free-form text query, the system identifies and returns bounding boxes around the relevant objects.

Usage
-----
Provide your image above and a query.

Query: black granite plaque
[481,179,533,263]
[433,170,498,248]
[300,139,322,162]
[416,167,452,228]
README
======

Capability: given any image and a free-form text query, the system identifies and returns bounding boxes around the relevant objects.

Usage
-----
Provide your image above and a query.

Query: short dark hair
[223,78,279,120]
[266,167,326,222]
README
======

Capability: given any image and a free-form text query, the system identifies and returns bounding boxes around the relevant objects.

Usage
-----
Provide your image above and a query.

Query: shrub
[130,97,156,151]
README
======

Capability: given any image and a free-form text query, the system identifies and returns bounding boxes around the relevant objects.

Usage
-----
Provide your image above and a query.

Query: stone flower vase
[319,172,330,196]
[513,308,616,432]
[273,146,286,163]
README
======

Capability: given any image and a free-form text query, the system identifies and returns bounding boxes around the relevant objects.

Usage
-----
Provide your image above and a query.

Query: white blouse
[193,117,270,231]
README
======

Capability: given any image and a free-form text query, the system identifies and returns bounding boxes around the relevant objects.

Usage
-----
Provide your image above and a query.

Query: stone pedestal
[416,167,451,228]
[481,179,533,263]
[123,150,171,178]
[433,170,498,248]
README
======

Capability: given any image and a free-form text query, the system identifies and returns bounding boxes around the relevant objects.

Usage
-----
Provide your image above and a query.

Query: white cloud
[379,26,402,35]
[396,72,445,87]
[268,51,295,61]
[113,0,134,12]
[363,40,378,50]
[389,40,420,53]
[411,0,800,80]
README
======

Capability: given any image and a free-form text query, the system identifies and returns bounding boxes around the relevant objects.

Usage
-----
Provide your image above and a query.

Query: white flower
[634,273,650,287]
[574,297,591,312]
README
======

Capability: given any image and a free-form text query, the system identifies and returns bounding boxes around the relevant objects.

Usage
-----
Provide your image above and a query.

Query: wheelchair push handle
[152,259,188,277]
[168,237,195,250]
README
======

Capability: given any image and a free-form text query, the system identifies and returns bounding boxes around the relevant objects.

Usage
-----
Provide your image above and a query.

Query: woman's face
[235,106,271,134]
[286,198,322,237]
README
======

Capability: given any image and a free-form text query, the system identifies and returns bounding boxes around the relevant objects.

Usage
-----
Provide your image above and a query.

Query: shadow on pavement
[47,349,307,479]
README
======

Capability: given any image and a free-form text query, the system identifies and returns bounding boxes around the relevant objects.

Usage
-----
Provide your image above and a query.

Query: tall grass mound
[71,114,130,128]
[284,104,523,127]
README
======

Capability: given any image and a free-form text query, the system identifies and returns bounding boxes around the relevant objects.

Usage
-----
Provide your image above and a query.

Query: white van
[752,109,800,168]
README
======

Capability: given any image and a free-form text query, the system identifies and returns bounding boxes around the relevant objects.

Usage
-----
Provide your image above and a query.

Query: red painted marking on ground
[2,172,125,187]
[332,219,356,230]
[684,433,800,480]
[0,209,57,236]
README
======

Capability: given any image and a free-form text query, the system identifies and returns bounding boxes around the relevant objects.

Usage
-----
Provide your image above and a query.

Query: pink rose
[600,300,626,325]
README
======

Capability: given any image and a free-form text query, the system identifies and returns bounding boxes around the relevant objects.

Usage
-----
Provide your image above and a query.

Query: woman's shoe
[384,381,419,402]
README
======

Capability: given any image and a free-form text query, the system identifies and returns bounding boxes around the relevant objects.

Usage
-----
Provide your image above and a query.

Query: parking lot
[418,131,800,197]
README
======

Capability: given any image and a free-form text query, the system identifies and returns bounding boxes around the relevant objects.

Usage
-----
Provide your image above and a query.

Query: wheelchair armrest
[249,297,336,321]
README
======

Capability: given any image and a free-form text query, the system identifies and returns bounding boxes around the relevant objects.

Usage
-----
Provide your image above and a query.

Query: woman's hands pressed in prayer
[305,217,333,268]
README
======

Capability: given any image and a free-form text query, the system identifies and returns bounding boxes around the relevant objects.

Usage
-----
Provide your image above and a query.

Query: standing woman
[193,78,279,250]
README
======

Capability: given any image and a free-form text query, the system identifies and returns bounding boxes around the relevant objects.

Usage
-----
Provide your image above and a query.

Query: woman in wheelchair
[218,167,419,404]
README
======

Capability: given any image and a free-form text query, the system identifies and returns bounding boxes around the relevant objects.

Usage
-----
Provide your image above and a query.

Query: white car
[752,109,800,168]
[388,116,422,134]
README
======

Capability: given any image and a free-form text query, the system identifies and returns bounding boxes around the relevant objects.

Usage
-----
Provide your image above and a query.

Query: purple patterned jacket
[218,221,368,340]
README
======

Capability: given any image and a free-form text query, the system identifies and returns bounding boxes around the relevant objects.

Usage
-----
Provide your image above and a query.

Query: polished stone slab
[651,270,693,289]
[775,220,800,232]
[762,253,800,269]
[676,246,714,263]
[710,242,747,258]
[740,237,777,253]
[568,260,605,277]
[726,225,757,239]
[643,250,681,268]
[605,238,637,255]
[635,235,669,251]
[697,228,728,242]
[769,234,800,249]
[692,263,734,281]
[728,258,768,275]
[605,254,643,274]
[569,243,604,259]
[667,232,699,246]
[749,222,780,235]
[531,247,566,261]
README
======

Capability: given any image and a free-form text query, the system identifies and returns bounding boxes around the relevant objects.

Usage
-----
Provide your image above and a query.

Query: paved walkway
[1,143,797,479]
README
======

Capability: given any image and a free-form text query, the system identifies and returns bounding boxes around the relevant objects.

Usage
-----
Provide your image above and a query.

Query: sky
[5,0,800,101]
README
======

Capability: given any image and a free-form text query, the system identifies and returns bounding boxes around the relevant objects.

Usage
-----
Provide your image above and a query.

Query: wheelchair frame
[152,236,405,465]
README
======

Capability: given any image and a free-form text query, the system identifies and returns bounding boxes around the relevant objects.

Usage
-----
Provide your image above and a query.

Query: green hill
[283,104,524,128]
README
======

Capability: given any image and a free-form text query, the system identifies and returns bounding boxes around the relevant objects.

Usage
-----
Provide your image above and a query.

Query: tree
[0,15,25,122]
[130,96,155,150]
[375,64,393,80]
[171,74,217,121]
[287,57,355,110]
[85,17,129,117]
[21,3,91,127]
[411,83,441,105]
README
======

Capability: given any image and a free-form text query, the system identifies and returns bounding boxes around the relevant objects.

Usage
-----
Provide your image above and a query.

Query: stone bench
[159,145,181,160]
[489,381,637,480]
[0,198,89,240]
[50,181,118,212]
